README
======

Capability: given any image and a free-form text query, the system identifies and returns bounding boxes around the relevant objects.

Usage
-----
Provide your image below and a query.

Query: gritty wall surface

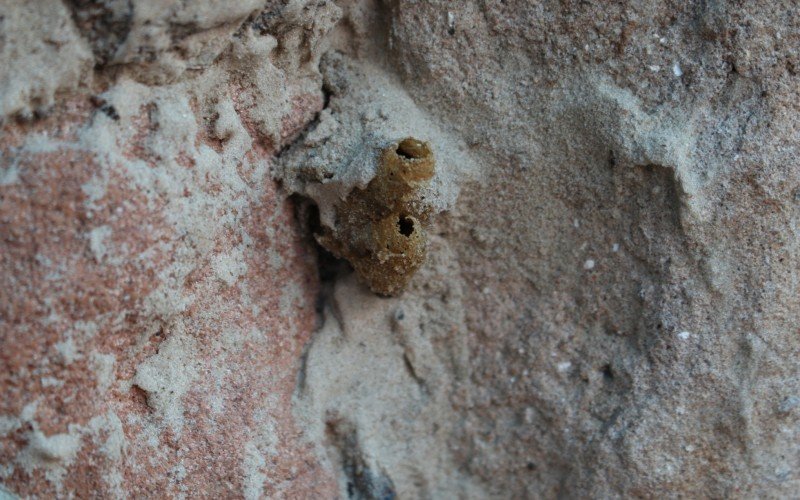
[1,0,799,498]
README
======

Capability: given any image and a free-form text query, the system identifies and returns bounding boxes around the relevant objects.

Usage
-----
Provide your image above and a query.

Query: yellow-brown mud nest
[317,138,435,296]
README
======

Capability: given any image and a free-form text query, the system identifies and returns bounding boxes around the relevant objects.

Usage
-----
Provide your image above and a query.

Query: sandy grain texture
[2,0,800,498]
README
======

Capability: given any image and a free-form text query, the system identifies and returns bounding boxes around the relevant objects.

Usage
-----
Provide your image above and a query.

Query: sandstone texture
[2,0,799,498]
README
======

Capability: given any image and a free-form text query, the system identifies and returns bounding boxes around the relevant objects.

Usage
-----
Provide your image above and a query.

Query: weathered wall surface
[0,1,341,497]
[385,2,800,497]
[2,0,799,498]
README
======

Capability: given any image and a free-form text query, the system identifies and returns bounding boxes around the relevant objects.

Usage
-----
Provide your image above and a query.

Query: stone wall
[2,1,799,497]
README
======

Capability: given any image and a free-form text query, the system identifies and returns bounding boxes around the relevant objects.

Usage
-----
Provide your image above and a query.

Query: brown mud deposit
[316,138,435,296]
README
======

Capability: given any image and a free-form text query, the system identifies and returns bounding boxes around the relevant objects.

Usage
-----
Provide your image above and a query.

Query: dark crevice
[322,81,333,110]
[240,0,292,37]
[289,195,351,330]
[90,95,120,120]
[291,195,352,396]
[325,418,397,500]
[600,363,614,383]
[274,80,334,159]
[403,353,429,396]
[66,0,134,67]
[295,336,314,395]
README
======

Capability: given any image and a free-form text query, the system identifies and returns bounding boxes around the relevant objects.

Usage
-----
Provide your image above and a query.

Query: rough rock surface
[2,0,800,498]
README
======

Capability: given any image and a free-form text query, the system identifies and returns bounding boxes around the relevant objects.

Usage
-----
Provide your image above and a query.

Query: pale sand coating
[2,0,799,498]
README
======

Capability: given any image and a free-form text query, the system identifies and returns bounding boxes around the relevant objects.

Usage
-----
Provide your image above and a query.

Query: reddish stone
[0,89,335,497]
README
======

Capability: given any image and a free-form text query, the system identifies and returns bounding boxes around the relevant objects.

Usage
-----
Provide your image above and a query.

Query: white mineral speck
[672,63,683,77]
[524,407,535,423]
[584,259,595,270]
[678,331,691,340]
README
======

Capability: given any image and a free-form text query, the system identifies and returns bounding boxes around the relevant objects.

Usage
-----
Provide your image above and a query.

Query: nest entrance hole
[396,138,428,160]
[398,216,415,237]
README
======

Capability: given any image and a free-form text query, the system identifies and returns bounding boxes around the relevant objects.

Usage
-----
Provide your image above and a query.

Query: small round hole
[396,138,427,160]
[398,216,414,237]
